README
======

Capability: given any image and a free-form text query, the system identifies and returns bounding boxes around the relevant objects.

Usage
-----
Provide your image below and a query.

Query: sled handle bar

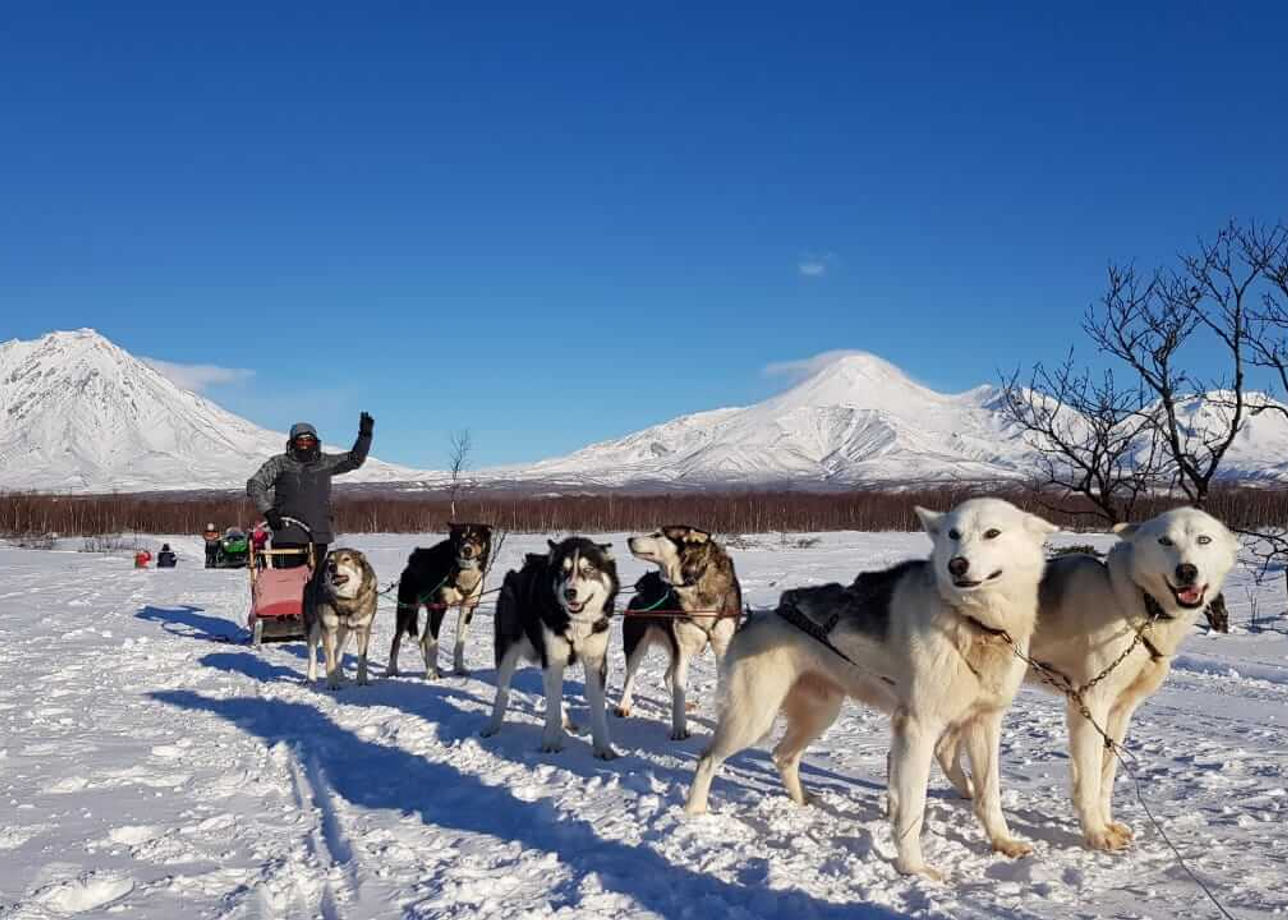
[265,515,313,539]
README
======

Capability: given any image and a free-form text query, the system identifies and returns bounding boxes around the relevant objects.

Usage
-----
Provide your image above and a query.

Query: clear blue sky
[2,2,1285,469]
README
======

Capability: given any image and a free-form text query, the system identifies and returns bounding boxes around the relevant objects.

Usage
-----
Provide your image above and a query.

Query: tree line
[3,484,1285,539]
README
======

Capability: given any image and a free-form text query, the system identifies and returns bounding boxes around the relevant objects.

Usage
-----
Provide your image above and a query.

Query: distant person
[250,523,269,569]
[157,543,177,568]
[202,522,220,568]
[246,413,373,589]
[134,549,153,569]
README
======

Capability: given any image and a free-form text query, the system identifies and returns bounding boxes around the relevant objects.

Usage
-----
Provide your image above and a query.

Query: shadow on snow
[151,688,906,919]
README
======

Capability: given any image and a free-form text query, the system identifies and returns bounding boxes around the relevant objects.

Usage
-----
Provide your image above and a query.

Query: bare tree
[1244,222,1288,417]
[999,352,1161,525]
[447,429,472,522]
[1084,221,1277,631]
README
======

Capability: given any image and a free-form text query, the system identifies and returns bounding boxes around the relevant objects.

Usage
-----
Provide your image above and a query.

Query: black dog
[387,523,493,679]
[481,538,620,758]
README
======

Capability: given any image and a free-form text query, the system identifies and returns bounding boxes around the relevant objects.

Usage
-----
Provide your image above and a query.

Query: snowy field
[1,529,1286,919]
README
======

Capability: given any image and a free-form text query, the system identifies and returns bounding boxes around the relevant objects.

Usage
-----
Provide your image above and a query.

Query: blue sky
[2,2,1285,469]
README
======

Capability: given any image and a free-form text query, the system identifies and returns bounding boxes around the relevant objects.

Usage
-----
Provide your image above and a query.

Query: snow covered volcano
[0,329,424,493]
[497,353,1039,489]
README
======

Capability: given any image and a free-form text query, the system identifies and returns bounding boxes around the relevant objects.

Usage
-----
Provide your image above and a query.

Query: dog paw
[326,680,343,691]
[540,738,566,754]
[670,728,691,741]
[453,666,469,677]
[385,666,400,678]
[1107,821,1134,842]
[613,705,631,718]
[683,800,708,817]
[593,747,619,761]
[424,669,441,681]
[1085,826,1132,851]
[356,675,371,686]
[992,837,1033,859]
[479,723,501,739]
[894,858,944,882]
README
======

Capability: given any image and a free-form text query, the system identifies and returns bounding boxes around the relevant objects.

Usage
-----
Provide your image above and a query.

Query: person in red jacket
[250,524,269,569]
[134,549,153,568]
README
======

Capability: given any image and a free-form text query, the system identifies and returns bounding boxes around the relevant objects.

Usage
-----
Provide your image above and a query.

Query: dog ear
[597,542,614,557]
[914,506,942,536]
[1111,522,1138,539]
[684,529,711,544]
[661,525,687,542]
[1024,514,1059,538]
[547,538,559,556]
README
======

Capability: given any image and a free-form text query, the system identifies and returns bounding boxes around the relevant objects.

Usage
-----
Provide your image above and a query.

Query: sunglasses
[293,434,318,444]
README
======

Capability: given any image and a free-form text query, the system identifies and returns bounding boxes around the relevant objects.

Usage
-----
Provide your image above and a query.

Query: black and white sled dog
[685,497,1057,879]
[938,506,1238,852]
[481,537,620,760]
[387,523,493,679]
[616,526,742,740]
[305,547,379,689]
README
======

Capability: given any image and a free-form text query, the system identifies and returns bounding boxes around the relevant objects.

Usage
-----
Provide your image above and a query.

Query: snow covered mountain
[0,329,425,493]
[4,330,1287,494]
[494,353,1041,489]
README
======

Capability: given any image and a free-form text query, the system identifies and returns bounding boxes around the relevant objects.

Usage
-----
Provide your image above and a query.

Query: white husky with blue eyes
[940,506,1239,853]
[684,497,1057,879]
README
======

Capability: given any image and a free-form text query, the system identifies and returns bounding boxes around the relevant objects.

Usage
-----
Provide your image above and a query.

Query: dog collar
[1140,591,1178,623]
[960,613,1012,641]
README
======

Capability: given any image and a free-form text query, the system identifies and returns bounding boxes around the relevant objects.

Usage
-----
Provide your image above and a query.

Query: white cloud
[763,349,873,381]
[143,358,255,393]
[797,251,836,277]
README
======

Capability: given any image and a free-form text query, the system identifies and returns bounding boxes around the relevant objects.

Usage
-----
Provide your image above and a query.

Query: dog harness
[774,599,864,668]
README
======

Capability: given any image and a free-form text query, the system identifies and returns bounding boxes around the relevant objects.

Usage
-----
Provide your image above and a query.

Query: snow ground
[1,530,1285,919]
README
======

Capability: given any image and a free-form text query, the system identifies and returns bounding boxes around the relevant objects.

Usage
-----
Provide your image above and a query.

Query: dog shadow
[152,689,908,919]
[154,605,894,816]
[135,604,244,643]
[199,650,493,724]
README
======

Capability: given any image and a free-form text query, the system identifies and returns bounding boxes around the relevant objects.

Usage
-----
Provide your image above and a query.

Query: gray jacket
[246,432,371,544]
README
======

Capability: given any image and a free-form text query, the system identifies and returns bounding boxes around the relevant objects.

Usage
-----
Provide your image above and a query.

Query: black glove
[265,509,285,531]
[359,411,374,437]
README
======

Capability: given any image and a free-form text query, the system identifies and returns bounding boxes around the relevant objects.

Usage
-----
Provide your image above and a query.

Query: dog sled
[247,516,314,646]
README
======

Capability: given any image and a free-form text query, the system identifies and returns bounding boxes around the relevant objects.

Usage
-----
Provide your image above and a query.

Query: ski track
[1,532,1285,919]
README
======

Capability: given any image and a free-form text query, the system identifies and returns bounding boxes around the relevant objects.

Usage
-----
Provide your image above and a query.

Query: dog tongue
[1178,585,1203,604]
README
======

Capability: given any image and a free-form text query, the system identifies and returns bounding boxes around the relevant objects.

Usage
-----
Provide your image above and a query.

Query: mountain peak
[0,329,423,492]
[767,350,938,413]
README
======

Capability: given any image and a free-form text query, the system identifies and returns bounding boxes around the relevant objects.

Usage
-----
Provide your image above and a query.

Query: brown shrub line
[2,485,1284,538]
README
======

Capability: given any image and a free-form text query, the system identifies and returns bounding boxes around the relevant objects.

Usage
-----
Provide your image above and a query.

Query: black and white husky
[481,537,620,760]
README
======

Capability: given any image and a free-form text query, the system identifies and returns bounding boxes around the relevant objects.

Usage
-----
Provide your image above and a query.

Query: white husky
[684,497,1057,878]
[939,507,1238,851]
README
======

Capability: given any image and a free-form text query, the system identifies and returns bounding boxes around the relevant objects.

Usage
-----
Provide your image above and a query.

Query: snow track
[1,532,1285,918]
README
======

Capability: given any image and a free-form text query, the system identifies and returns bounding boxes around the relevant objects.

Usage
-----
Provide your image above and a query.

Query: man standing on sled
[246,412,374,591]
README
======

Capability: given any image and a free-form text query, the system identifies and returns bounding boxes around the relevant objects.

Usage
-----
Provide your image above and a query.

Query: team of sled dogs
[301,500,1239,878]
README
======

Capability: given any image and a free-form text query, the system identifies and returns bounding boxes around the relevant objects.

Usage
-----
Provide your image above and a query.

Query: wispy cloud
[143,358,255,393]
[797,251,836,277]
[763,349,872,381]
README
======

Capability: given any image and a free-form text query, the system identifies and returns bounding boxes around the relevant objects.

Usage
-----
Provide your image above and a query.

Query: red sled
[247,517,315,646]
